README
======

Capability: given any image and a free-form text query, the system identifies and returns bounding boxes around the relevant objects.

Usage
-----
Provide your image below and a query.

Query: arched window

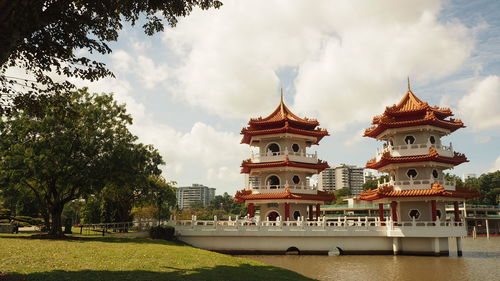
[404,135,416,144]
[267,211,280,221]
[267,143,280,154]
[293,211,301,220]
[292,175,300,185]
[432,170,439,179]
[407,169,418,179]
[266,175,280,189]
[429,136,436,144]
[292,143,300,153]
[409,209,420,220]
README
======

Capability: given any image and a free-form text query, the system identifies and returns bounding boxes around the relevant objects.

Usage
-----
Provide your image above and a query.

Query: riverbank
[0,234,312,281]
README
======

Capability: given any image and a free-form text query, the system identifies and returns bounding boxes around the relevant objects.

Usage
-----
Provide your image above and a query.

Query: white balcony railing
[378,177,456,190]
[376,142,454,161]
[251,147,318,164]
[249,183,318,194]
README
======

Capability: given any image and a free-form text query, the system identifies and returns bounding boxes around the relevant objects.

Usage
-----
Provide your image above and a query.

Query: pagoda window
[266,143,280,155]
[409,209,420,220]
[292,175,300,185]
[432,169,439,179]
[293,211,301,220]
[266,175,281,189]
[406,169,418,179]
[292,143,300,153]
[429,136,436,144]
[404,135,416,145]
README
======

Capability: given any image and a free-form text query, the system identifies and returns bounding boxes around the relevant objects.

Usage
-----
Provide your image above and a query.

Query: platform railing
[170,215,465,231]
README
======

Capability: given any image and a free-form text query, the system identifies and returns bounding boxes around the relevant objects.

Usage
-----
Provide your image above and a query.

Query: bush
[149,225,175,240]
[13,216,44,226]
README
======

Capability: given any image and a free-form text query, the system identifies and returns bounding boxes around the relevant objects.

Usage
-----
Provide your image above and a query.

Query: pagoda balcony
[377,177,456,190]
[251,148,318,164]
[376,142,454,161]
[249,183,318,194]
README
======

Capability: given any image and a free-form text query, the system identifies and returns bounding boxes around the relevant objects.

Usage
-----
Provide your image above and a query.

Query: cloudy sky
[53,0,500,194]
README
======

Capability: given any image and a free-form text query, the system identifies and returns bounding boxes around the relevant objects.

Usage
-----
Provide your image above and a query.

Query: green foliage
[466,171,500,205]
[332,188,352,205]
[149,225,175,240]
[0,88,163,236]
[80,197,102,224]
[0,0,223,113]
[363,175,390,191]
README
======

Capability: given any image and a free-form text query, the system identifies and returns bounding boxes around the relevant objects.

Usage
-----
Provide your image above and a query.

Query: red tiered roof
[366,148,468,170]
[364,89,464,138]
[234,188,335,203]
[358,183,480,201]
[241,156,330,174]
[241,95,329,144]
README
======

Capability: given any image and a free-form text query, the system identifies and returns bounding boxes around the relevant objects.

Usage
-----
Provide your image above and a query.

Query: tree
[0,0,222,112]
[0,88,163,237]
[332,188,352,204]
[144,175,176,224]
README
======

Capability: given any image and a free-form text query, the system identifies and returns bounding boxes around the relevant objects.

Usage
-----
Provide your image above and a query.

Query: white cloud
[343,129,366,147]
[475,136,491,144]
[458,75,500,130]
[161,0,473,129]
[491,156,500,172]
[110,50,169,89]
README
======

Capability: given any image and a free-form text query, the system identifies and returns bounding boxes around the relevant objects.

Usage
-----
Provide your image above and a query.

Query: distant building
[318,164,365,196]
[176,184,216,209]
[462,173,477,182]
[364,170,378,182]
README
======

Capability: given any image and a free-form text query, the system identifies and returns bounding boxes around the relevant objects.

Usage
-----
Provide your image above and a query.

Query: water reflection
[240,237,499,281]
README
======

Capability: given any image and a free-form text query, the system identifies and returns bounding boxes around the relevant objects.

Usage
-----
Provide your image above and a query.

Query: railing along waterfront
[171,215,465,232]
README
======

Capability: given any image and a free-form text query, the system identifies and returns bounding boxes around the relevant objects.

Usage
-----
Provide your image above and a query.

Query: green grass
[0,234,313,281]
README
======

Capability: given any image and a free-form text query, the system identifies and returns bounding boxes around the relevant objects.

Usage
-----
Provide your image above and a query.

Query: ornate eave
[364,90,463,139]
[240,156,330,174]
[358,183,480,201]
[365,148,468,170]
[234,188,335,203]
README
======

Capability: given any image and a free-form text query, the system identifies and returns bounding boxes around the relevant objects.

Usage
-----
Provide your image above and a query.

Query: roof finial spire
[407,76,411,92]
[280,87,284,103]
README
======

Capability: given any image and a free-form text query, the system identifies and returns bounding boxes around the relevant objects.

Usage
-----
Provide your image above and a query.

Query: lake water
[240,237,500,281]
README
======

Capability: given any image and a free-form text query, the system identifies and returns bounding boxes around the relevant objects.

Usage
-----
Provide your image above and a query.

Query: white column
[486,219,490,239]
[434,237,440,256]
[456,237,462,257]
[392,237,400,255]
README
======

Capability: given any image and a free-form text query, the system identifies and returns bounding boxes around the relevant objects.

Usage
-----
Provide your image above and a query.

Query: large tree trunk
[48,203,64,237]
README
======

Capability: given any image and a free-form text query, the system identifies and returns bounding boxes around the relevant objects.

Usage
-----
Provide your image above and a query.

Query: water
[240,237,500,281]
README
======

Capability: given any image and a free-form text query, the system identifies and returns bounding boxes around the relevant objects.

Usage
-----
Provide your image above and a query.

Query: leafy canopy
[0,0,222,112]
[0,88,163,236]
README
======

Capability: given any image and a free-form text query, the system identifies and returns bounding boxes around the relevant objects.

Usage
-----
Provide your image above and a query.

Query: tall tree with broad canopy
[0,88,164,237]
[0,0,222,112]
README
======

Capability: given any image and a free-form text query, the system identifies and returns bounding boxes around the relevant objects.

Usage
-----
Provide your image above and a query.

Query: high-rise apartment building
[318,164,365,196]
[176,184,216,209]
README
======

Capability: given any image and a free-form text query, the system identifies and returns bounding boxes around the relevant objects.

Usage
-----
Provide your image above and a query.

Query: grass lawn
[0,234,313,281]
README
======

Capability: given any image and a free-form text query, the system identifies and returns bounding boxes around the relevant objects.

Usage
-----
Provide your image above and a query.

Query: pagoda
[235,92,335,221]
[359,80,479,230]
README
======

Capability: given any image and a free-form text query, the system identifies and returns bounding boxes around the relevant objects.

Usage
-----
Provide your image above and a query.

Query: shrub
[149,225,175,240]
[13,216,44,226]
